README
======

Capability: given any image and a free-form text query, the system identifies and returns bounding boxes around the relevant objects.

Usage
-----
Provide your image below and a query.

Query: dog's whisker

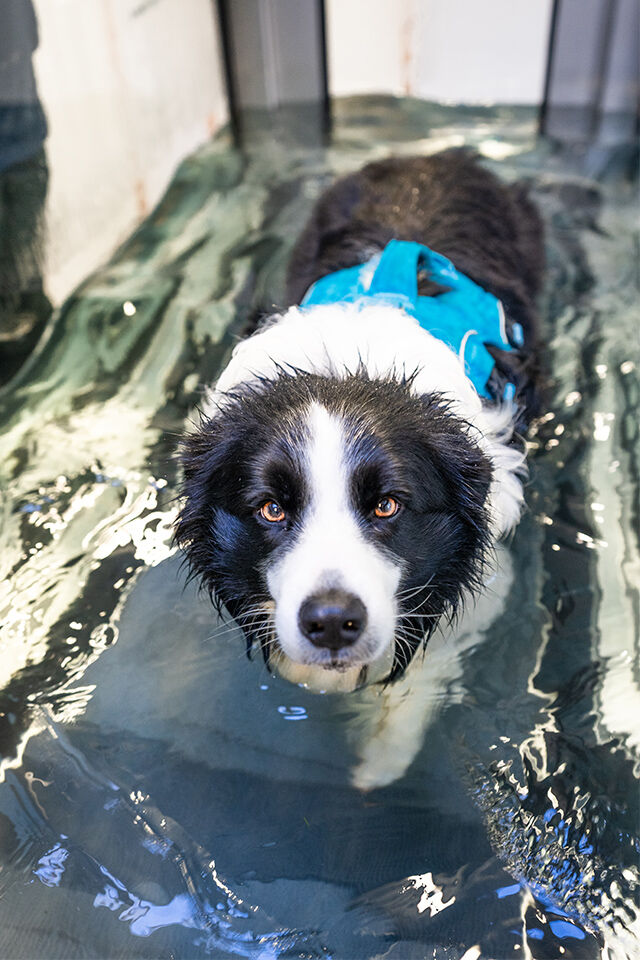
[397,593,436,618]
[396,577,435,603]
[396,626,425,650]
[399,610,440,623]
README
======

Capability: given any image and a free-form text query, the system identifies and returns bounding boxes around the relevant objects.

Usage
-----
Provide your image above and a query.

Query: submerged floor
[0,98,638,959]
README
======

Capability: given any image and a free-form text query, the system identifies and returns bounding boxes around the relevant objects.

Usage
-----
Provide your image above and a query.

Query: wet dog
[176,150,544,696]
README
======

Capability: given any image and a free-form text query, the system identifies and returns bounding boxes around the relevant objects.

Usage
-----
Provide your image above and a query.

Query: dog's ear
[411,398,493,525]
[434,427,492,522]
[174,414,245,597]
[175,414,271,636]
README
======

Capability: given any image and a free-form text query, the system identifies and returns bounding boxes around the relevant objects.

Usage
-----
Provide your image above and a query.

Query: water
[0,97,638,959]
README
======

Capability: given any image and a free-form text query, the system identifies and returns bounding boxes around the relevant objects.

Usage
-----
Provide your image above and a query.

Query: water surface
[0,98,638,959]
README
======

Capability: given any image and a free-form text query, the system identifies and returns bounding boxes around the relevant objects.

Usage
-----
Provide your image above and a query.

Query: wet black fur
[176,150,543,680]
[176,371,492,680]
[287,149,544,419]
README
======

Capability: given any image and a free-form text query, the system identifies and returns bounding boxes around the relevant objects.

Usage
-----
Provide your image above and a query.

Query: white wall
[31,0,552,304]
[326,0,553,105]
[32,0,228,304]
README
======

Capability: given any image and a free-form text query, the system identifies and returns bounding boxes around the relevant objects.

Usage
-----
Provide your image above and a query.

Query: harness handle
[367,240,459,299]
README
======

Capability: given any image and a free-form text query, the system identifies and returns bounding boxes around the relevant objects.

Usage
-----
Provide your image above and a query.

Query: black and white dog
[176,150,544,699]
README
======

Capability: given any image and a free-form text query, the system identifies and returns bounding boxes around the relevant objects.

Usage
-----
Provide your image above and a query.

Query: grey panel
[546,0,612,108]
[269,0,324,104]
[542,0,639,147]
[221,0,326,109]
[601,0,639,113]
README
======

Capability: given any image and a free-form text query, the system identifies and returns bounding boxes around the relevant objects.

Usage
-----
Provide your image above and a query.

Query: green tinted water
[0,98,638,959]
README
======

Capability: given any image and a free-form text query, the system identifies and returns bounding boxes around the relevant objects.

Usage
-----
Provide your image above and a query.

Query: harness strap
[301,239,521,401]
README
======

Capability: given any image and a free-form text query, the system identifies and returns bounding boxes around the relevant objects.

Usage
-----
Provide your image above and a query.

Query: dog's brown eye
[374,497,400,519]
[260,500,286,522]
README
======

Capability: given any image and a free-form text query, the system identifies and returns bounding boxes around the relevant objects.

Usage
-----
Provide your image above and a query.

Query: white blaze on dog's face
[266,403,401,686]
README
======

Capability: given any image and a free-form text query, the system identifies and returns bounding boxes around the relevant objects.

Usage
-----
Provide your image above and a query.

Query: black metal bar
[214,0,241,142]
[317,0,331,135]
[538,0,561,134]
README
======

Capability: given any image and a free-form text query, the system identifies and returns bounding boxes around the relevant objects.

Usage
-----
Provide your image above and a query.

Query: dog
[176,150,544,702]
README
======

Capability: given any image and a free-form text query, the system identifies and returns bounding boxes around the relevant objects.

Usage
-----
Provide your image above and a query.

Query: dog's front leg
[351,546,514,791]
[351,659,441,791]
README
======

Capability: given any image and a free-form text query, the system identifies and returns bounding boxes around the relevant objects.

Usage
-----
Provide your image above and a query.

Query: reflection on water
[0,98,638,959]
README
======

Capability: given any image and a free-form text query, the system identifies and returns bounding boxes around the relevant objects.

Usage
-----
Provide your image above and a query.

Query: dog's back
[287,150,544,419]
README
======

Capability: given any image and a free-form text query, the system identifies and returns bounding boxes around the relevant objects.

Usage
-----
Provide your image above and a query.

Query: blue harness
[301,239,523,400]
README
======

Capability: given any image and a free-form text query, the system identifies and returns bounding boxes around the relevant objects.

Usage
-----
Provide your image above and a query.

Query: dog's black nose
[298,591,367,650]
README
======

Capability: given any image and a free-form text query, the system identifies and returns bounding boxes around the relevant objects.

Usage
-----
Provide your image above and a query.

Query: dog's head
[176,371,492,688]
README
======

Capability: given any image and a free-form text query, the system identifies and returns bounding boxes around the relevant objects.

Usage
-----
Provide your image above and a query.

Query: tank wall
[326,0,553,105]
[32,0,228,303]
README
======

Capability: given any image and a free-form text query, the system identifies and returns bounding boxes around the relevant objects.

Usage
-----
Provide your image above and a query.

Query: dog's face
[176,373,492,688]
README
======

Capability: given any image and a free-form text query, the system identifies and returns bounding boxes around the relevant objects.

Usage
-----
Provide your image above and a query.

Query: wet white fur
[266,403,401,683]
[208,302,526,538]
[351,543,514,789]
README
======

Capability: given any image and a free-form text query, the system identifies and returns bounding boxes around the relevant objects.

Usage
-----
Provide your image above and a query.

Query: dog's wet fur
[176,150,544,689]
